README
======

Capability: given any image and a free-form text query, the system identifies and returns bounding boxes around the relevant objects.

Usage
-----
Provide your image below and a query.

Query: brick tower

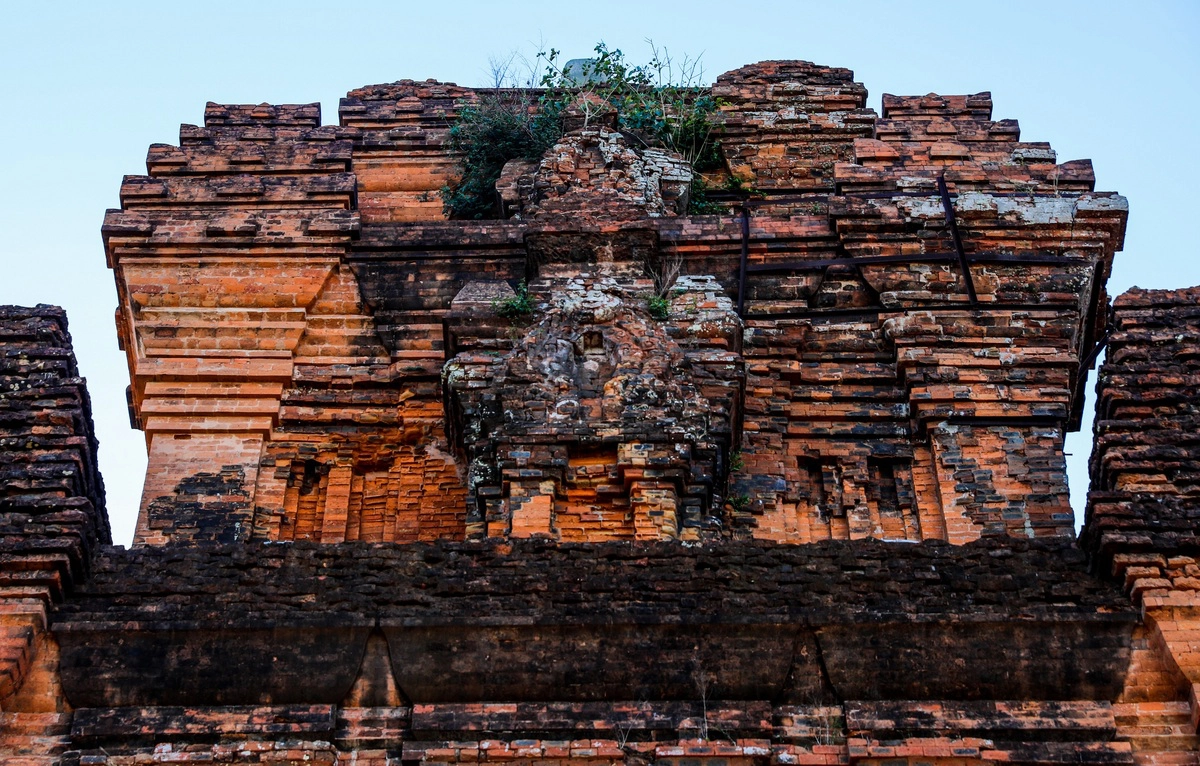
[1,59,1197,765]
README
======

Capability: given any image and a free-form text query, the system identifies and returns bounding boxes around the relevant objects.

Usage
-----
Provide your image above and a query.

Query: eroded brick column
[1086,287,1200,739]
[884,309,1078,540]
[0,306,108,735]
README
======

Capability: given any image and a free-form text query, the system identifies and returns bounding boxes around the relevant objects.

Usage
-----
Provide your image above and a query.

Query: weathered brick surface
[335,69,1122,547]
[837,92,1095,195]
[47,700,1174,766]
[844,700,1135,765]
[713,61,874,191]
[1084,286,1200,745]
[0,307,109,573]
[57,538,1123,628]
[445,271,742,541]
[3,56,1197,764]
[69,704,337,742]
[340,80,478,223]
[106,101,362,547]
[0,711,71,765]
[49,538,1132,710]
[1085,287,1200,562]
[107,99,474,549]
[508,126,693,220]
[101,58,1129,548]
[0,306,109,715]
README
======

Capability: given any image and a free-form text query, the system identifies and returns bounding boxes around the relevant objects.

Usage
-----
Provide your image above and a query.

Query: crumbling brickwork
[0,56,1196,765]
[103,62,1125,548]
[46,538,1138,764]
[0,306,108,763]
[1084,286,1200,750]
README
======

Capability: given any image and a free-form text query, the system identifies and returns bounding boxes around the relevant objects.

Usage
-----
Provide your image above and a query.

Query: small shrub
[444,41,724,220]
[550,42,721,170]
[729,493,751,511]
[687,175,729,215]
[494,281,534,319]
[729,450,744,473]
[443,96,564,220]
[646,295,670,319]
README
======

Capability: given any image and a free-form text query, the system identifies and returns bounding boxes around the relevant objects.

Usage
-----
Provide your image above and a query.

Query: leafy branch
[493,281,534,319]
[443,41,726,220]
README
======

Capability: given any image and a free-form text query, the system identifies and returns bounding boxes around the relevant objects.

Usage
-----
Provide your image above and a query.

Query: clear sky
[2,1,1197,546]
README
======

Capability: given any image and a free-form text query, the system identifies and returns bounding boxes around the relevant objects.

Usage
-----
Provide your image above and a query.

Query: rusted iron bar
[1072,325,1115,405]
[707,189,1088,204]
[938,175,978,304]
[744,251,1089,275]
[737,205,750,316]
[742,301,1079,322]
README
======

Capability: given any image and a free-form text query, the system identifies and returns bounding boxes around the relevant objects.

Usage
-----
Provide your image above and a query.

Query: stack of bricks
[106,101,361,545]
[728,87,1126,543]
[0,306,108,763]
[340,79,478,223]
[1085,286,1200,562]
[843,701,1135,766]
[515,128,693,220]
[713,61,876,192]
[108,99,477,547]
[836,92,1095,194]
[1085,286,1200,751]
[0,307,108,608]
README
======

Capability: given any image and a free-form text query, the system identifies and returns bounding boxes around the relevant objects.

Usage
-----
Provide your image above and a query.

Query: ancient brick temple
[1,59,1197,764]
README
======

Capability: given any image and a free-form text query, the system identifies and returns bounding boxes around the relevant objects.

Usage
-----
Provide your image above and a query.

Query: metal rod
[747,253,956,274]
[706,189,1092,204]
[737,206,750,316]
[1080,326,1114,373]
[744,250,1091,275]
[1072,325,1114,405]
[938,175,978,304]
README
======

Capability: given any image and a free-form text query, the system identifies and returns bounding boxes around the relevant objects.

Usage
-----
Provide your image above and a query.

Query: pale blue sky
[2,1,1197,545]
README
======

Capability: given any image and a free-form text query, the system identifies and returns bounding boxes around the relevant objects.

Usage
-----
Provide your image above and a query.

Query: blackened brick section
[52,538,1133,708]
[0,305,110,592]
[143,466,250,543]
[0,304,109,716]
[60,538,1121,623]
[1084,286,1200,567]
